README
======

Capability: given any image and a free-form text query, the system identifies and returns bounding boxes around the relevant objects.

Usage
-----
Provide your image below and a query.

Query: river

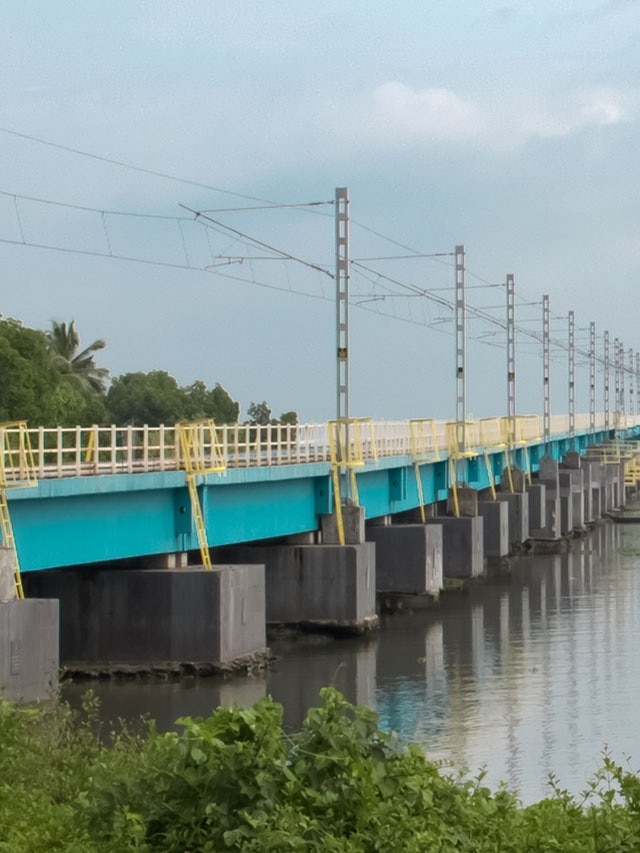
[62,520,640,804]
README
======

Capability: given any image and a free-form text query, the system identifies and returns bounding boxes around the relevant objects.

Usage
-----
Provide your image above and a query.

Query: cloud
[370,82,485,141]
[519,86,633,138]
[361,81,635,150]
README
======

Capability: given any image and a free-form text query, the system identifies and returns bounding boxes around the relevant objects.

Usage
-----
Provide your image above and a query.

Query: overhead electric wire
[181,205,334,278]
[0,126,279,205]
[1,188,193,220]
[0,150,634,374]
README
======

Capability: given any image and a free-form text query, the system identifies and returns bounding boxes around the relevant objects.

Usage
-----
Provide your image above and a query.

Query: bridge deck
[0,414,638,573]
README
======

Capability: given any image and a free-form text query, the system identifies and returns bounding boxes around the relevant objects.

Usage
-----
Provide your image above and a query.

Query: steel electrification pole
[455,245,466,465]
[506,274,516,443]
[636,353,640,417]
[568,310,575,436]
[619,340,625,421]
[589,321,596,431]
[543,294,550,443]
[335,186,350,498]
[629,348,634,421]
[614,337,620,425]
[604,331,610,429]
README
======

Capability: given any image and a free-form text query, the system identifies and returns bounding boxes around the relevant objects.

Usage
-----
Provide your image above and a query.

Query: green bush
[1,687,640,851]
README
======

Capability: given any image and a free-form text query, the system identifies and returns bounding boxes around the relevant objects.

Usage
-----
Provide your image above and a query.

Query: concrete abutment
[0,549,58,702]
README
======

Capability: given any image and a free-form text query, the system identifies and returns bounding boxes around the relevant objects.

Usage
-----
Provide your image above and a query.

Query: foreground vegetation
[1,688,640,851]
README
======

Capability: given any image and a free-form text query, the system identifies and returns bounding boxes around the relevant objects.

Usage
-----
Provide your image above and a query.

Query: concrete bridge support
[23,564,266,671]
[426,491,484,579]
[579,458,595,523]
[526,483,546,530]
[217,543,377,633]
[0,550,58,702]
[560,462,584,533]
[478,469,529,554]
[478,499,509,559]
[366,523,443,596]
[583,452,612,517]
[496,492,529,551]
[587,459,603,520]
[530,456,562,542]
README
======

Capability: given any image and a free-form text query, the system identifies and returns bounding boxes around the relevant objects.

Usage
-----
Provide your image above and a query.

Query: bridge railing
[4,413,639,480]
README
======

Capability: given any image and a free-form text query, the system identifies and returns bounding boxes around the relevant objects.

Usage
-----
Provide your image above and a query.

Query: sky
[1,0,640,422]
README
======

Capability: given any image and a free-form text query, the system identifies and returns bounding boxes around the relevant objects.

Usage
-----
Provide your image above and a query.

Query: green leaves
[107,372,240,426]
[2,689,640,850]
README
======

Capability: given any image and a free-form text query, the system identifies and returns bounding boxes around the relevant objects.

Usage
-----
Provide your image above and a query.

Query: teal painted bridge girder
[8,426,636,572]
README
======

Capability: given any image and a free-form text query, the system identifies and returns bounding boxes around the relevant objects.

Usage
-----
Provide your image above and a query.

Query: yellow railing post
[177,420,226,570]
[0,422,38,599]
[328,418,375,545]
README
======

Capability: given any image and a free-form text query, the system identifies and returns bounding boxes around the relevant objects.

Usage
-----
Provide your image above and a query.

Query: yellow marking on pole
[331,464,345,546]
[448,456,460,518]
[484,450,496,500]
[414,461,426,523]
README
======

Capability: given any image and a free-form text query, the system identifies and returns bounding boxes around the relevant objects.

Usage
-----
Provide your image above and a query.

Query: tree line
[0,318,297,428]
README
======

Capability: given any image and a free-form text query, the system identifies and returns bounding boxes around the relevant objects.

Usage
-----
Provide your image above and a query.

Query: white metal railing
[1,413,638,481]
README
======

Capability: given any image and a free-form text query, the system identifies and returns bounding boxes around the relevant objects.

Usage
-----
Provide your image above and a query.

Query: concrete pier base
[581,461,595,523]
[321,506,365,545]
[560,494,573,536]
[478,500,509,558]
[530,456,563,542]
[366,524,442,595]
[560,465,585,532]
[496,492,529,549]
[582,454,606,520]
[447,486,478,517]
[146,551,189,569]
[23,565,266,668]
[425,516,484,579]
[0,599,59,702]
[0,550,59,702]
[216,543,377,633]
[526,483,546,530]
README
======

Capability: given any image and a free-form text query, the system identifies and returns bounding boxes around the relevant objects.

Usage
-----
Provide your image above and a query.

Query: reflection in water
[64,523,640,803]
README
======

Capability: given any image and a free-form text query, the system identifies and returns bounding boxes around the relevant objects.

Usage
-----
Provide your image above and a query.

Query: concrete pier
[425,516,484,579]
[0,551,59,701]
[216,543,378,633]
[530,456,562,542]
[366,523,443,595]
[496,492,530,549]
[526,483,546,530]
[478,500,509,559]
[23,565,266,669]
[560,453,587,531]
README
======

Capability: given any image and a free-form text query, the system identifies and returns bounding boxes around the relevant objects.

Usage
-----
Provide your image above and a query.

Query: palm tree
[46,320,109,395]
